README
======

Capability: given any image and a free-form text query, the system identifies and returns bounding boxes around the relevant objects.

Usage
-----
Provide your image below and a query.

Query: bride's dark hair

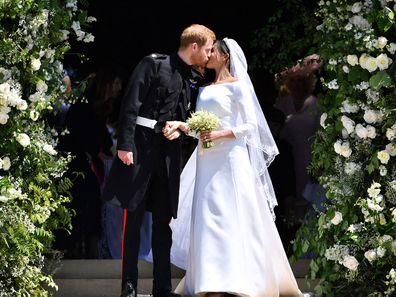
[216,39,230,56]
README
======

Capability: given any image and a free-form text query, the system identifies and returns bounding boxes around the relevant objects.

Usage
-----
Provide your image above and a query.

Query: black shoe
[169,293,181,297]
[120,280,136,297]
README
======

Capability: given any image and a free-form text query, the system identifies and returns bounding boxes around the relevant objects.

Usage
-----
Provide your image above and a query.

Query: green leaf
[377,7,395,32]
[367,163,375,174]
[348,67,363,83]
[369,71,392,90]
[302,240,310,253]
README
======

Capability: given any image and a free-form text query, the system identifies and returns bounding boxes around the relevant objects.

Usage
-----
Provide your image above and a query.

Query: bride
[163,38,302,297]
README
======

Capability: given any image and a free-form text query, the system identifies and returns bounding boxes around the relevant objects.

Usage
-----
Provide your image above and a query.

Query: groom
[102,24,215,297]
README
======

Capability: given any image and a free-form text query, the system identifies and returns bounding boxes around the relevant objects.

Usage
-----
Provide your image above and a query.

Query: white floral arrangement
[0,1,94,295]
[290,0,396,296]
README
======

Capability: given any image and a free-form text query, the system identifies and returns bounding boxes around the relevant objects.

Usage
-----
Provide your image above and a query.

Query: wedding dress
[170,80,302,297]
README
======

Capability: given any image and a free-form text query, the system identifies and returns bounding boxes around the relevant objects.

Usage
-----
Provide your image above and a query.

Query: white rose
[378,150,390,164]
[377,246,386,257]
[342,255,359,271]
[43,144,57,155]
[380,235,393,243]
[342,65,350,73]
[16,99,28,111]
[31,58,41,71]
[334,140,342,154]
[364,110,381,124]
[340,143,352,158]
[351,2,362,13]
[386,128,395,140]
[331,211,343,225]
[377,36,388,49]
[386,143,396,156]
[342,129,349,139]
[376,53,390,70]
[366,125,376,139]
[0,195,9,203]
[16,133,30,147]
[341,100,359,113]
[368,183,381,198]
[355,124,368,139]
[347,54,359,66]
[388,42,396,55]
[0,113,9,125]
[0,82,10,94]
[364,249,377,262]
[341,115,355,134]
[36,81,48,93]
[359,54,369,69]
[365,56,378,72]
[2,157,10,171]
[0,93,7,106]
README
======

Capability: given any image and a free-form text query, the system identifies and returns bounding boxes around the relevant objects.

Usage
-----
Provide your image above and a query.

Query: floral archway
[0,1,94,295]
[255,0,396,295]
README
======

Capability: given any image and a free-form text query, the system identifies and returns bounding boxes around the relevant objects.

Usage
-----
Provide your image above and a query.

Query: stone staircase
[50,259,317,297]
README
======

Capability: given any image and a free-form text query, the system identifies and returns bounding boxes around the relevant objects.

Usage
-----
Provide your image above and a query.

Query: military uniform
[102,52,205,296]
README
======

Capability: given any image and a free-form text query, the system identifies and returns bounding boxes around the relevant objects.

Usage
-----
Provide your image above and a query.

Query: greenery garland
[0,0,94,295]
[284,0,396,296]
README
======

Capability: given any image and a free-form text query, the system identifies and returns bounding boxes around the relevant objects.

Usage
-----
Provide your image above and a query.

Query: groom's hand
[163,121,184,140]
[118,150,134,165]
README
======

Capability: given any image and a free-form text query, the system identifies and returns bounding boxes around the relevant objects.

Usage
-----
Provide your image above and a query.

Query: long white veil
[224,37,279,215]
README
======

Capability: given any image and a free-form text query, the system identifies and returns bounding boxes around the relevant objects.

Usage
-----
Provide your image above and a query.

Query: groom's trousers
[121,157,173,296]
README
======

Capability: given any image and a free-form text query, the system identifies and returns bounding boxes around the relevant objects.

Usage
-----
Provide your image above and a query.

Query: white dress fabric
[170,81,302,297]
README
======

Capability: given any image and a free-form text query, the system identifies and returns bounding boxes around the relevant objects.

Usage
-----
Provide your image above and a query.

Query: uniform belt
[136,116,157,129]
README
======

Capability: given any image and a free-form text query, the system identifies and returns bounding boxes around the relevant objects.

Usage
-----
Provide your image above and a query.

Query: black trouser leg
[149,169,172,295]
[121,201,145,290]
[151,213,172,295]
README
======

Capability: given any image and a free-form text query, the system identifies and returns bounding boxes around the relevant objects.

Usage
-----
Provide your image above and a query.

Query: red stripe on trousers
[121,208,127,275]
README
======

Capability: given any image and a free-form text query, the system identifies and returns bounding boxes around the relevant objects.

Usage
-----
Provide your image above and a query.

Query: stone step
[50,259,317,296]
[52,259,185,279]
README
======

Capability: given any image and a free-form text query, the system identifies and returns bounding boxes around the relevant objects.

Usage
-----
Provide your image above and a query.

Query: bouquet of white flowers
[187,110,220,149]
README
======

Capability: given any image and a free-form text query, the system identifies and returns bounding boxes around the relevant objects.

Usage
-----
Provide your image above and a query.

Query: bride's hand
[163,121,188,135]
[163,121,188,140]
[200,129,235,141]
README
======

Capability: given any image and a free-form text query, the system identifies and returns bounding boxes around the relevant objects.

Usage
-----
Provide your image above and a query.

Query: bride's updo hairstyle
[216,39,230,57]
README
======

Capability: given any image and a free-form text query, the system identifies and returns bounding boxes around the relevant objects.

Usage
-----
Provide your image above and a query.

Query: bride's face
[206,45,226,70]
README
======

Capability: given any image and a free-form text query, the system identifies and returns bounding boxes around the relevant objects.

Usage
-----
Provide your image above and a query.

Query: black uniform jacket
[102,53,204,218]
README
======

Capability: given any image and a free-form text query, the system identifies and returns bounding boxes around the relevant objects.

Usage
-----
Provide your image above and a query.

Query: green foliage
[284,0,396,295]
[250,0,319,74]
[0,0,95,295]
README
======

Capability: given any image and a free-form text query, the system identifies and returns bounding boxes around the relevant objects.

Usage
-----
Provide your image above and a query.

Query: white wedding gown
[170,81,302,297]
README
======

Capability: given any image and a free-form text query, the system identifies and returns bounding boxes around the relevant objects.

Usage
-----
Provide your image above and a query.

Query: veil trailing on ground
[224,37,279,216]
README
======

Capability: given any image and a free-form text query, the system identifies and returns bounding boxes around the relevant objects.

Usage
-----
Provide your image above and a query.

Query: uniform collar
[170,52,192,78]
